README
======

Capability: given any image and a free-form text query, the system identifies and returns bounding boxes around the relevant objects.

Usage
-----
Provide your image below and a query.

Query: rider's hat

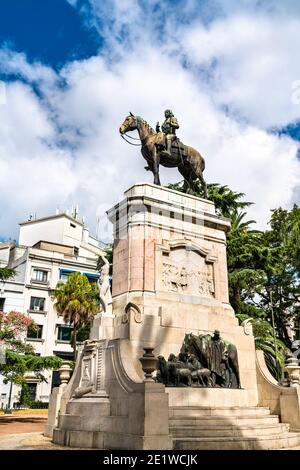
[164,109,173,116]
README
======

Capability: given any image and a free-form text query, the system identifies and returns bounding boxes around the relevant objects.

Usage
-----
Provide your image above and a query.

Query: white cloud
[0,49,56,85]
[0,2,300,241]
[0,82,76,239]
[181,14,300,128]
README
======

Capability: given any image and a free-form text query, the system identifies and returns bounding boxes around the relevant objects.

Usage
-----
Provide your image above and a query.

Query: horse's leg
[145,161,153,172]
[198,371,205,386]
[207,373,213,387]
[193,162,208,198]
[179,165,193,194]
[152,147,161,186]
[198,172,208,199]
[185,151,208,198]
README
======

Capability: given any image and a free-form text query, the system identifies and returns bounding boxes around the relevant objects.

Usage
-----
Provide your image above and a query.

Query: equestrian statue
[119,110,208,197]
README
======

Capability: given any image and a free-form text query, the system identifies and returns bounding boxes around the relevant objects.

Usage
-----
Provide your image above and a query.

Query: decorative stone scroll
[157,239,216,297]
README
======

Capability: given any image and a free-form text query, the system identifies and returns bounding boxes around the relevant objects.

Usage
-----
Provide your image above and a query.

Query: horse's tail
[187,146,205,177]
[201,157,205,172]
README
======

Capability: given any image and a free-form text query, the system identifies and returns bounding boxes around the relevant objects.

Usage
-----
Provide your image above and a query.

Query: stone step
[58,414,81,430]
[53,428,103,448]
[170,414,280,427]
[171,423,289,438]
[173,432,300,450]
[169,406,270,418]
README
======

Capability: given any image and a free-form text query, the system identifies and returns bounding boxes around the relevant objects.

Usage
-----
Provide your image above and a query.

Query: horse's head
[119,112,137,134]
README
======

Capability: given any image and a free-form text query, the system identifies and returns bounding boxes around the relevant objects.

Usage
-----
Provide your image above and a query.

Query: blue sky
[0,0,101,68]
[0,0,300,240]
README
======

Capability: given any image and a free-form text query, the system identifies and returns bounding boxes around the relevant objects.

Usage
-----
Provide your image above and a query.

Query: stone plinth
[51,183,259,450]
[108,183,231,303]
[104,183,258,403]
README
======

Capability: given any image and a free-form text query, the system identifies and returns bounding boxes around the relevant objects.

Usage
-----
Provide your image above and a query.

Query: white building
[0,212,104,407]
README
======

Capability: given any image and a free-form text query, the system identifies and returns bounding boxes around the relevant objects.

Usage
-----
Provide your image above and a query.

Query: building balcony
[26,338,45,343]
[27,309,47,316]
[55,339,72,345]
[30,279,50,286]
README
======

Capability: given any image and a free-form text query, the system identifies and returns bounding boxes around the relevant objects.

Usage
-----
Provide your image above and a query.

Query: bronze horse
[181,333,241,389]
[119,113,208,197]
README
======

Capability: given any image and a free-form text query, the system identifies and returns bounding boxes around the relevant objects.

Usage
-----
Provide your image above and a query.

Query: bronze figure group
[156,331,241,389]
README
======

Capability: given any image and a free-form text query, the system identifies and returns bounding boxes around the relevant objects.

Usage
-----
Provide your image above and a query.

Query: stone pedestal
[51,183,259,449]
[104,183,258,405]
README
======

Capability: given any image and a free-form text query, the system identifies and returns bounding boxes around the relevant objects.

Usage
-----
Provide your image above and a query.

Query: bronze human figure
[119,112,208,197]
[157,109,180,157]
[206,330,229,387]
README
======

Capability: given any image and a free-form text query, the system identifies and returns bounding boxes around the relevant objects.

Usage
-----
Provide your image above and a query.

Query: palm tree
[229,211,257,233]
[54,272,99,358]
[237,314,286,380]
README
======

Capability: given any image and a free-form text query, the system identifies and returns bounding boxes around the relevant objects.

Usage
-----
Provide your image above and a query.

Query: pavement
[0,413,47,437]
[0,412,83,449]
[0,412,300,450]
[0,432,74,450]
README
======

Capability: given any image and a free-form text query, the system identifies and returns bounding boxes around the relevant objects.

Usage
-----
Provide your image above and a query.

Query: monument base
[48,184,300,449]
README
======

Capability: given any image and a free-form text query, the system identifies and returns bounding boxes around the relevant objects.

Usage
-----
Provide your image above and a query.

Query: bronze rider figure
[156,109,179,157]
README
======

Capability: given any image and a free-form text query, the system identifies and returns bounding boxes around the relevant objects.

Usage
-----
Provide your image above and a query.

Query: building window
[27,324,43,340]
[22,383,37,402]
[30,297,45,312]
[0,298,5,311]
[60,271,72,281]
[57,325,73,342]
[32,269,48,283]
[74,246,79,256]
[86,275,98,285]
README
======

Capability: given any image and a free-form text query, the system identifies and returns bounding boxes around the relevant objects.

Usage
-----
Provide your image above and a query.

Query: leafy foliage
[236,314,286,380]
[0,310,63,388]
[0,267,16,281]
[2,349,62,386]
[54,272,99,356]
[0,310,35,354]
[104,245,113,265]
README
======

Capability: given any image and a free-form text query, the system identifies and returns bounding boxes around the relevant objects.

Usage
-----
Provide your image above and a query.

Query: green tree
[227,211,268,312]
[103,245,113,265]
[54,272,99,358]
[252,207,300,348]
[0,311,62,392]
[236,314,286,380]
[0,267,16,282]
